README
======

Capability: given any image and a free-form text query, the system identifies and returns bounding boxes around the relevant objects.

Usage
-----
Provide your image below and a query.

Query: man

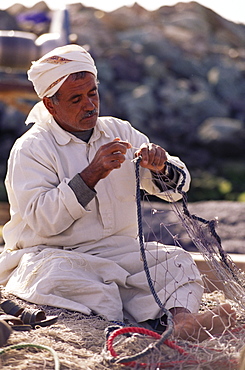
[0,45,235,341]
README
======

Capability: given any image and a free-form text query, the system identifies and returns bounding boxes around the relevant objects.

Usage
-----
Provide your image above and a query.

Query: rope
[105,156,175,366]
[107,326,189,366]
[106,325,238,367]
[135,156,173,339]
[0,343,60,370]
[105,156,243,367]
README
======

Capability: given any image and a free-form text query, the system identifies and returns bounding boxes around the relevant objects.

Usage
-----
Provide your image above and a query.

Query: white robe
[0,116,203,322]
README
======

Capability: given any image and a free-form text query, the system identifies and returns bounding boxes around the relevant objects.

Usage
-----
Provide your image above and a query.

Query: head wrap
[26,44,98,125]
[28,44,97,99]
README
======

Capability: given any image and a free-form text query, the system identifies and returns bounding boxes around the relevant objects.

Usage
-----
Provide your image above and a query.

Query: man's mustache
[83,109,98,119]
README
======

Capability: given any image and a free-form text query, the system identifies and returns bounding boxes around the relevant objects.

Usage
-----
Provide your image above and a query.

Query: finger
[111,143,128,156]
[113,137,132,149]
[111,150,127,164]
[100,141,125,156]
[138,144,151,165]
[147,144,157,165]
[152,147,167,168]
[111,159,121,168]
[141,144,158,166]
[152,152,168,172]
[109,155,125,171]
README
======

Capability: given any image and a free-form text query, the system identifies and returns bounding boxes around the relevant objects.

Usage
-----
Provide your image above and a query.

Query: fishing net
[103,158,245,369]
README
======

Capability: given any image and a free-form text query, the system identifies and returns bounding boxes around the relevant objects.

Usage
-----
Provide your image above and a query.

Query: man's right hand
[79,138,132,189]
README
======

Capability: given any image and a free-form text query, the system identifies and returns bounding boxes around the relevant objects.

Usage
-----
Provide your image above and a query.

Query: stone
[0,1,245,202]
[198,117,245,156]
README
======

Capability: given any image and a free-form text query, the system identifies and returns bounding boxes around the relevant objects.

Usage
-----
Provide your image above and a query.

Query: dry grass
[0,290,123,370]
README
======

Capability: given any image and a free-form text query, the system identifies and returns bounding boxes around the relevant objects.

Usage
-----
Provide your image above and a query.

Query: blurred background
[0,0,245,204]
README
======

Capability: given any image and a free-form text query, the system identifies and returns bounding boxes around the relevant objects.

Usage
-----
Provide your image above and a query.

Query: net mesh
[103,158,245,369]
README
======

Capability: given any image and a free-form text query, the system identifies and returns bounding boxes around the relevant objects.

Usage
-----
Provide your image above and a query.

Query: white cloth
[0,116,202,321]
[28,44,97,99]
[4,244,203,322]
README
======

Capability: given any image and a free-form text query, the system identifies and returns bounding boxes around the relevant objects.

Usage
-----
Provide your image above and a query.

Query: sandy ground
[0,289,244,370]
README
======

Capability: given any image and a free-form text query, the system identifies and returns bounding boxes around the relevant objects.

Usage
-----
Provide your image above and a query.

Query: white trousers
[5,242,203,322]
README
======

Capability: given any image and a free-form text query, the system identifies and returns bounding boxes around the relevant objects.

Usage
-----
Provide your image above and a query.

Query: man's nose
[83,96,95,110]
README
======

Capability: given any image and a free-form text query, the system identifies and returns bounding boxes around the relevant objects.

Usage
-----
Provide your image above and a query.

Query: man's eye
[72,98,80,104]
[90,89,98,96]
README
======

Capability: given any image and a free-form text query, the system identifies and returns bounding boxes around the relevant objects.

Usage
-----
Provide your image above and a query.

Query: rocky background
[0,1,245,202]
[0,1,244,253]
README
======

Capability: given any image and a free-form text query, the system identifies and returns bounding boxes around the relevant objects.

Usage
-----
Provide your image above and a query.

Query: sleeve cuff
[68,173,96,207]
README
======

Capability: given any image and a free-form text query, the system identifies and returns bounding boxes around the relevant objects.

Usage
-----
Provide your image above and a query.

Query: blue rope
[135,156,173,340]
[105,158,173,366]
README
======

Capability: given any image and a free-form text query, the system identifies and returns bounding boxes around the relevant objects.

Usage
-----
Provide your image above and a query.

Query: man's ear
[43,97,56,115]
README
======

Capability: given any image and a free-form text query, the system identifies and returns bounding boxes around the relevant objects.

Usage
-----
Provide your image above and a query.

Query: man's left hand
[134,143,167,173]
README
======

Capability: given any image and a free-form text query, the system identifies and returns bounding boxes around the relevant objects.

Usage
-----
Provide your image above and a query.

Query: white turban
[28,44,97,99]
[26,44,98,125]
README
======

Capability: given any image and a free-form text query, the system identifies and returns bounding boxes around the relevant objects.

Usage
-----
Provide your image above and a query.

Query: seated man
[0,44,235,341]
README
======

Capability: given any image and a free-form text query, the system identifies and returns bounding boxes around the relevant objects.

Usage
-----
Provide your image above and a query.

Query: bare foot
[173,303,236,342]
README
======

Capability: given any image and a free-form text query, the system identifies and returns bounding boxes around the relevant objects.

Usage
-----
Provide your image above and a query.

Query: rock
[0,1,245,202]
[198,117,245,156]
[118,84,157,132]
[188,91,228,124]
[211,64,245,106]
[142,200,245,254]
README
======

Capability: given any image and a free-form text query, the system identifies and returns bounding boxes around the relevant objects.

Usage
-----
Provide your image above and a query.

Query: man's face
[43,72,99,132]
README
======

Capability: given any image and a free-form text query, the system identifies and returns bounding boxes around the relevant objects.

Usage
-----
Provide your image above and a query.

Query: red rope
[106,325,240,368]
[107,326,190,367]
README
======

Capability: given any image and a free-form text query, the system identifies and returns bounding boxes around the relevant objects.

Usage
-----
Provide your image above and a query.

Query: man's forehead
[58,72,98,97]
